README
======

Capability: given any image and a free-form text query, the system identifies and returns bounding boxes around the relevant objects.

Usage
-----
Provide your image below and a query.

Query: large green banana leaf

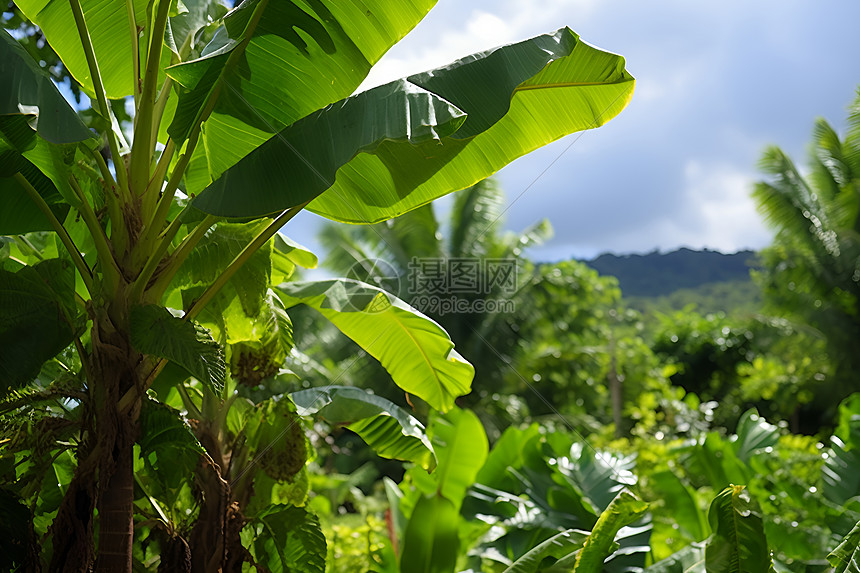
[275,279,473,412]
[166,0,435,164]
[291,385,435,470]
[428,408,488,508]
[0,29,93,143]
[705,485,775,573]
[399,494,460,573]
[0,259,77,391]
[190,27,634,222]
[0,130,71,234]
[14,0,149,97]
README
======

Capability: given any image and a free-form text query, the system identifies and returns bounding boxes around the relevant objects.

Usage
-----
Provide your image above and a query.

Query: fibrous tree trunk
[93,320,141,573]
[187,422,250,573]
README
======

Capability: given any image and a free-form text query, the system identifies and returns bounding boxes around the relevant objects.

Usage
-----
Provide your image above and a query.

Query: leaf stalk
[129,0,171,197]
[68,0,130,201]
[14,173,93,294]
[144,214,217,301]
[69,176,122,291]
[185,204,307,322]
[125,0,140,107]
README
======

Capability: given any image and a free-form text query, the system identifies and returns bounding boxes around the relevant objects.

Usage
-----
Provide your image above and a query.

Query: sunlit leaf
[823,436,860,505]
[0,29,94,143]
[642,543,706,573]
[167,0,435,181]
[430,408,488,508]
[572,489,648,573]
[400,494,459,573]
[733,409,779,463]
[650,471,708,542]
[14,0,148,97]
[291,385,435,471]
[191,28,634,224]
[503,529,588,573]
[276,279,473,411]
[704,485,775,573]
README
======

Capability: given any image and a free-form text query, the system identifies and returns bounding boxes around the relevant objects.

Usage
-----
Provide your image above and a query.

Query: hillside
[584,248,758,298]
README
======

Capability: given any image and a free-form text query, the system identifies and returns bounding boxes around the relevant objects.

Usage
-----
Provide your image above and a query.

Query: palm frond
[384,205,442,265]
[812,118,852,192]
[449,179,506,259]
[318,224,380,277]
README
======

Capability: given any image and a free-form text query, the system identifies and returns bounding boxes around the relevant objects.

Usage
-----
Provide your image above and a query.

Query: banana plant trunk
[90,316,142,573]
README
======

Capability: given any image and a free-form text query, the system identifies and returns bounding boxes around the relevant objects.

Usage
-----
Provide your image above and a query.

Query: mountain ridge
[582,247,758,298]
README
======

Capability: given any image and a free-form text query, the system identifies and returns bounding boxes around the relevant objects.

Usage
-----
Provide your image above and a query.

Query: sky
[286,0,860,261]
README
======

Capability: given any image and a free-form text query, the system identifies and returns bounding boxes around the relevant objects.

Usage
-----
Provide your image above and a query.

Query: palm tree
[752,88,860,423]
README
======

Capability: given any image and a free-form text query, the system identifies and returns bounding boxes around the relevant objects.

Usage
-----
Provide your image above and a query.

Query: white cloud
[666,160,772,252]
[358,9,516,91]
[357,2,579,92]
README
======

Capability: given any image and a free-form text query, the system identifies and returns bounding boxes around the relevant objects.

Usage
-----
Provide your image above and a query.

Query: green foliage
[0,259,78,390]
[401,422,653,572]
[136,398,204,513]
[316,179,552,426]
[244,398,309,485]
[651,309,828,428]
[705,485,775,573]
[502,530,588,573]
[0,29,93,144]
[427,408,488,508]
[129,304,225,394]
[829,519,860,573]
[574,489,649,572]
[643,543,705,573]
[627,279,762,316]
[648,470,708,543]
[292,386,435,471]
[245,504,327,573]
[192,29,634,221]
[823,393,860,505]
[400,494,460,573]
[278,279,474,412]
[0,0,704,568]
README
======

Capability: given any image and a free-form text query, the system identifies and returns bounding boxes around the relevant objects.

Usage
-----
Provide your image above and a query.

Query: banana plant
[0,0,634,569]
